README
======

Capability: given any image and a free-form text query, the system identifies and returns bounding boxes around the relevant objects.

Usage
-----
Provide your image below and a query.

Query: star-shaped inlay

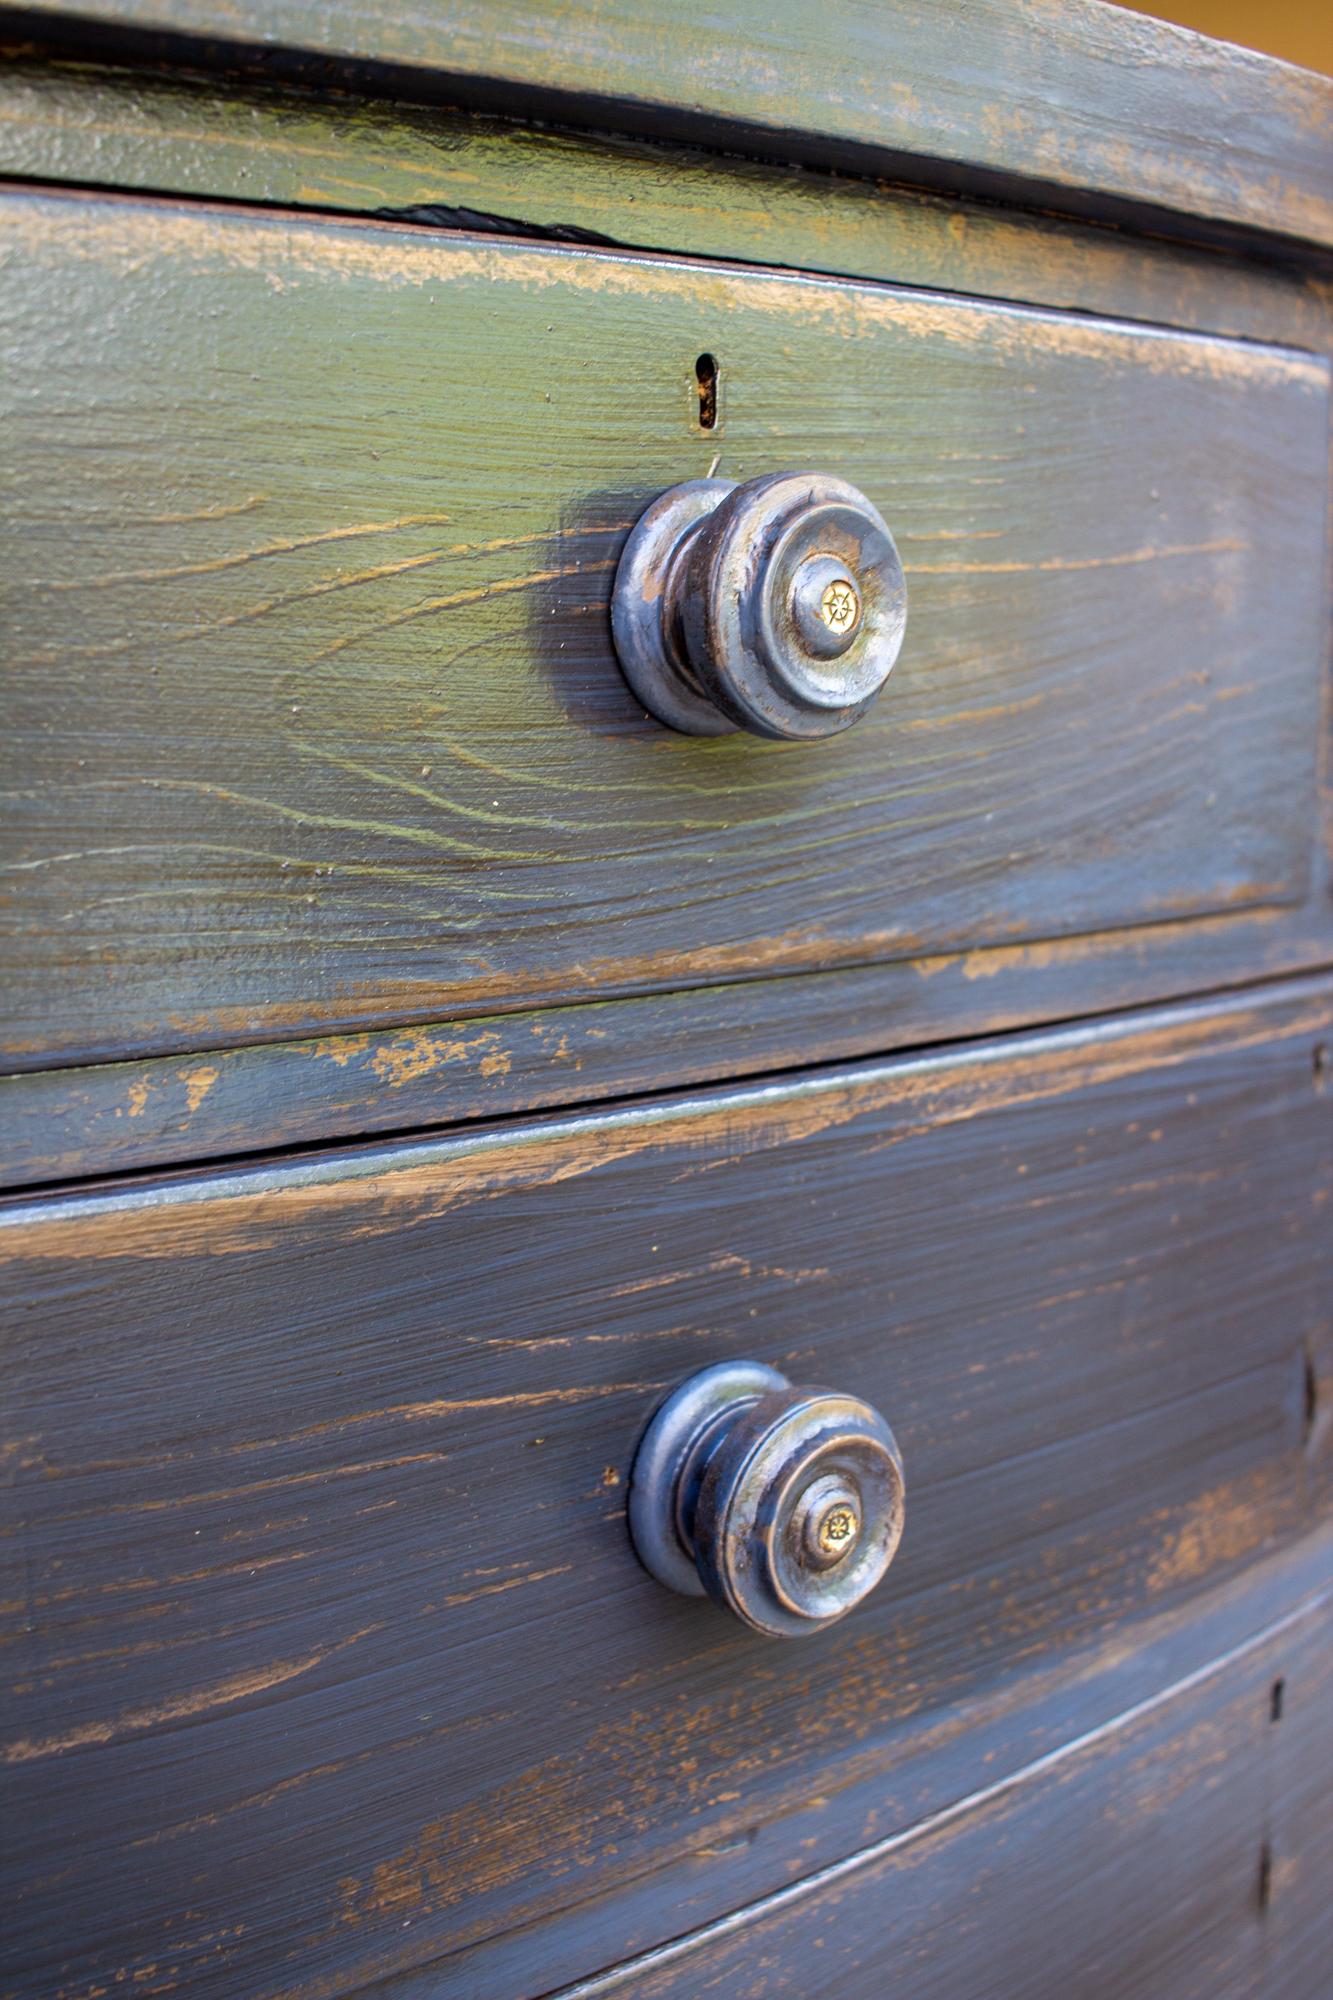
[819,578,860,632]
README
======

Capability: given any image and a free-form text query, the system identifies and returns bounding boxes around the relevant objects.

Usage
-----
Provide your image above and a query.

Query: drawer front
[3,978,1330,2000]
[577,1571,1333,2000]
[3,190,1328,1070]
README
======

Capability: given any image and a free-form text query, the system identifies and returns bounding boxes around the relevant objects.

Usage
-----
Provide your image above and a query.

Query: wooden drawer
[578,1567,1333,2000]
[4,977,1330,2000]
[3,190,1329,1073]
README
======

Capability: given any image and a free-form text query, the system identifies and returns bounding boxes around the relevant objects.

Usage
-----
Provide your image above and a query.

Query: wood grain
[4,977,1331,1998]
[10,0,1333,247]
[2,57,1330,353]
[540,1566,1333,2000]
[7,899,1333,1190]
[1,22,1329,2000]
[3,188,1327,1074]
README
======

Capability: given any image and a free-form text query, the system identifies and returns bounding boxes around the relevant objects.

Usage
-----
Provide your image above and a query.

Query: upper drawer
[3,191,1328,1071]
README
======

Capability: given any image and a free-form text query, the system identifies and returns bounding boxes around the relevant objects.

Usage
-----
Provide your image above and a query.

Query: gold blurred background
[1128,1,1332,74]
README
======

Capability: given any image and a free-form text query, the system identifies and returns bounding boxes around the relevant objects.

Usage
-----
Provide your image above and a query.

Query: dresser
[2,6,1331,1997]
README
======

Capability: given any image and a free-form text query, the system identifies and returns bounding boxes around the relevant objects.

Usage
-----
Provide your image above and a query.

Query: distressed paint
[0,24,1330,2000]
[12,0,1333,247]
[542,1572,1333,1999]
[1,59,1330,353]
[10,906,1333,1190]
[2,978,1331,1997]
[2,189,1327,1073]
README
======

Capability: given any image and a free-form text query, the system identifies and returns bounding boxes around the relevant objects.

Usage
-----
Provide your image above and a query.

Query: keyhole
[695,352,718,430]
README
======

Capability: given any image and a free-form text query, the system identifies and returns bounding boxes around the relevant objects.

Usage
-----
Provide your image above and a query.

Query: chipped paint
[367,1028,509,1089]
[5,980,1328,1262]
[179,1065,219,1113]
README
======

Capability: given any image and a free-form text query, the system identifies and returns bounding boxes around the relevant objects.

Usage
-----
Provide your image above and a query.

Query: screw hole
[695,352,718,431]
[1270,1677,1285,1723]
[1314,1042,1330,1090]
[1303,1347,1319,1447]
[1257,1840,1273,1913]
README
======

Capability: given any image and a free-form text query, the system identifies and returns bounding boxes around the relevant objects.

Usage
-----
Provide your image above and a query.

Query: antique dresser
[2,3,1331,1995]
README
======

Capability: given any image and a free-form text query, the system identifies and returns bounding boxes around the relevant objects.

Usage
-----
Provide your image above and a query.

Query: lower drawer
[571,1543,1333,2000]
[3,977,1331,1999]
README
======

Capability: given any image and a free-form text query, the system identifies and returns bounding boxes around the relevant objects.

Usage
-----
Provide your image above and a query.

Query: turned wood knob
[628,1361,906,1638]
[611,472,908,739]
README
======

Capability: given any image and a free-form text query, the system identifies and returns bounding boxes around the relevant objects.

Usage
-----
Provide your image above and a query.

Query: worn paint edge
[0,58,1329,356]
[542,1580,1332,1999]
[8,0,1333,249]
[2,181,1328,389]
[2,970,1329,1238]
[3,918,1333,1194]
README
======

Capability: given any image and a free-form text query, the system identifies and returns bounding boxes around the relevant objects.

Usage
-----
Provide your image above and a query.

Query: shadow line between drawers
[5,929,1333,1194]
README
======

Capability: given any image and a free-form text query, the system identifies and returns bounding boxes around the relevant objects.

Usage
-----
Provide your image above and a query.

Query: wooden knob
[628,1361,906,1638]
[611,473,908,740]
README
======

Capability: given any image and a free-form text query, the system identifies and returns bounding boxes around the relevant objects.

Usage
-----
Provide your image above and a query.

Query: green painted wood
[3,976,1331,1999]
[11,0,1333,248]
[0,57,1328,351]
[3,190,1328,1074]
